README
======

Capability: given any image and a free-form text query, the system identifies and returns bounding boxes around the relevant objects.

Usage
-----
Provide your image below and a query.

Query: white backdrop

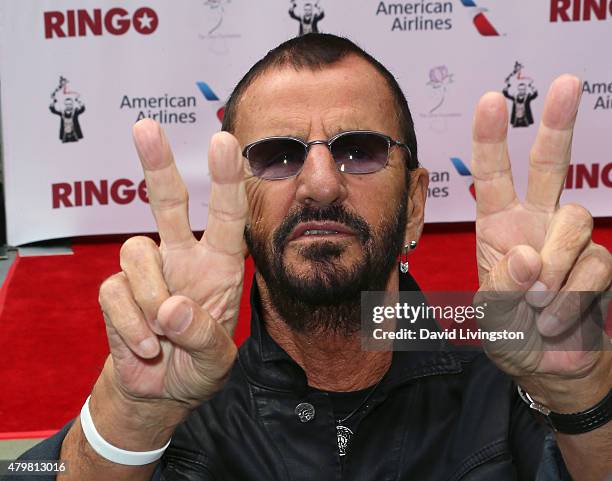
[1,0,611,246]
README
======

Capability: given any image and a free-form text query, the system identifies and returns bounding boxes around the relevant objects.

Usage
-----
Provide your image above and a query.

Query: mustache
[272,204,371,250]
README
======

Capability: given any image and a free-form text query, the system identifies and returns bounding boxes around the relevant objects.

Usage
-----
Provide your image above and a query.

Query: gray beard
[245,192,408,336]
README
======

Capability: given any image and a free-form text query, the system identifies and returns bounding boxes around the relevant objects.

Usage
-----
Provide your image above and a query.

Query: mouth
[288,222,356,242]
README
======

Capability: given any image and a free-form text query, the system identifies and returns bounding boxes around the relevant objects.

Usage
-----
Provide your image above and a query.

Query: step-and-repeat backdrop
[1,0,610,245]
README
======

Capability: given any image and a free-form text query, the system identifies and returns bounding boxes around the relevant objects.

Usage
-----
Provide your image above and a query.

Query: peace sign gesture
[471,75,611,405]
[98,119,247,411]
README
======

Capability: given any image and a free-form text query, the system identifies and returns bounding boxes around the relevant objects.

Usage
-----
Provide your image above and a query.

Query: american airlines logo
[196,82,226,122]
[459,0,500,36]
[450,157,476,199]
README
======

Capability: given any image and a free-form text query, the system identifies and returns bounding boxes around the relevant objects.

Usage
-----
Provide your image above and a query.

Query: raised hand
[471,75,612,388]
[98,118,247,410]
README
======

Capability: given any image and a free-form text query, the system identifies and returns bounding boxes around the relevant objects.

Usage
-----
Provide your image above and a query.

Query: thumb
[157,295,237,378]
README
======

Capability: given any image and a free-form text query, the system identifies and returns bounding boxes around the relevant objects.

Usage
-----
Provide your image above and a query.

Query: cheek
[345,171,404,227]
[245,179,295,237]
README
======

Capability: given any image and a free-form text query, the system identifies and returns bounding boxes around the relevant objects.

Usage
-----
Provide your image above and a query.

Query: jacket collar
[239,270,463,392]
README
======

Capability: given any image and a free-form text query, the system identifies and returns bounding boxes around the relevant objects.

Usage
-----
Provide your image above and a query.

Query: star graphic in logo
[136,12,154,31]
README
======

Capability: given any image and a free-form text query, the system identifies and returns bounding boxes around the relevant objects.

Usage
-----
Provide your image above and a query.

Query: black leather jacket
[4,272,571,481]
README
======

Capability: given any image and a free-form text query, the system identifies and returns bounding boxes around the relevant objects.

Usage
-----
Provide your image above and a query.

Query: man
[49,97,86,143]
[503,82,538,128]
[5,34,611,481]
[289,1,325,35]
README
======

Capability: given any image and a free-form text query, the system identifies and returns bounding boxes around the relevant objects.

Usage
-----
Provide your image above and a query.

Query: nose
[295,143,348,207]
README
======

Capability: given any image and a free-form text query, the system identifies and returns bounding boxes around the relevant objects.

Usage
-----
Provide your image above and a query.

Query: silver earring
[399,241,417,273]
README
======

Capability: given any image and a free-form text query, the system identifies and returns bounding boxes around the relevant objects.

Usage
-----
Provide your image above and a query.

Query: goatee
[245,191,408,336]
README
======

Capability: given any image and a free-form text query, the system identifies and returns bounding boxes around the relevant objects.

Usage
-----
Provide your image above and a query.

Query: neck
[258,270,399,392]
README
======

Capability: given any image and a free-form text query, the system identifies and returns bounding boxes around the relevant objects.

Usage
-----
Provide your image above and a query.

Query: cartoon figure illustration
[289,1,325,36]
[49,76,86,143]
[503,62,538,128]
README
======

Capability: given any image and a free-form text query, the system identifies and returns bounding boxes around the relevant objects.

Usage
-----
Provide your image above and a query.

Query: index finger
[526,75,581,211]
[471,92,518,217]
[133,119,195,248]
[201,132,248,255]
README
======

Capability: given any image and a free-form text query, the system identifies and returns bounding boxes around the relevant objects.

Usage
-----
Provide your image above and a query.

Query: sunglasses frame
[242,130,413,180]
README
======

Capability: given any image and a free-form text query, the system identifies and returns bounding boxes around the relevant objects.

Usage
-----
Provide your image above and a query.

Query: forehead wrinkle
[252,114,312,141]
[320,108,374,139]
[234,56,399,147]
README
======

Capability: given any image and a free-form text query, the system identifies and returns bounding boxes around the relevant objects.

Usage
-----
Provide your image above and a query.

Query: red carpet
[0,220,610,434]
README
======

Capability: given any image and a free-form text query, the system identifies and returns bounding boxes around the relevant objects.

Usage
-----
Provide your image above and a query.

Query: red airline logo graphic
[460,0,500,36]
[450,158,476,199]
[44,7,158,38]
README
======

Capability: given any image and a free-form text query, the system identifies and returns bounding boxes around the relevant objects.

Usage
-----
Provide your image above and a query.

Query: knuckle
[221,341,238,368]
[98,272,127,307]
[120,235,157,263]
[586,245,612,279]
[134,290,168,322]
[135,285,166,307]
[198,314,219,349]
[152,187,189,210]
[560,203,593,230]
[549,205,593,253]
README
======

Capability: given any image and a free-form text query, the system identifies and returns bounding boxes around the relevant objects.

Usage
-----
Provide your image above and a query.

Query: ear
[404,167,429,247]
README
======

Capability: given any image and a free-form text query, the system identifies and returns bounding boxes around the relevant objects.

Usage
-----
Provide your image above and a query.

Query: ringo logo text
[44,7,158,38]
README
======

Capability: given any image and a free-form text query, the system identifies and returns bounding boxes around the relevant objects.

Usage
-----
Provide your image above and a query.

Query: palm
[477,204,549,277]
[470,78,608,381]
[161,241,244,330]
[109,125,247,404]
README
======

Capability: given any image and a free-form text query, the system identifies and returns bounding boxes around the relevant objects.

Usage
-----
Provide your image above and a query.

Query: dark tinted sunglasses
[242,130,413,180]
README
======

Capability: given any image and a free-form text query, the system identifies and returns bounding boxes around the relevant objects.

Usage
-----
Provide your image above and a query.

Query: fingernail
[547,76,582,129]
[138,338,159,358]
[508,251,533,284]
[170,303,193,334]
[537,312,561,337]
[525,281,556,308]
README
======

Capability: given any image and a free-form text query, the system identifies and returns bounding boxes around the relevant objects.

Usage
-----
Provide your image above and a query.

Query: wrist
[90,359,190,451]
[516,352,612,413]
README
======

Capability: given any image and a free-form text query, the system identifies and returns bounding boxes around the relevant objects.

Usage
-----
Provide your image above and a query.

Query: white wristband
[80,395,171,466]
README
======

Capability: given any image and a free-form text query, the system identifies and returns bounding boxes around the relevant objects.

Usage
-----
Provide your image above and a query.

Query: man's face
[64,98,74,111]
[518,84,526,96]
[233,56,425,333]
[304,3,313,20]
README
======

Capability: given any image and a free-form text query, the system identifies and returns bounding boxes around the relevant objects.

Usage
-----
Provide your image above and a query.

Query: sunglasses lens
[331,132,389,174]
[247,138,305,179]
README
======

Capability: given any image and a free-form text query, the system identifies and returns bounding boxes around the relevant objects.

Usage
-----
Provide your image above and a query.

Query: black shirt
[3,271,572,481]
